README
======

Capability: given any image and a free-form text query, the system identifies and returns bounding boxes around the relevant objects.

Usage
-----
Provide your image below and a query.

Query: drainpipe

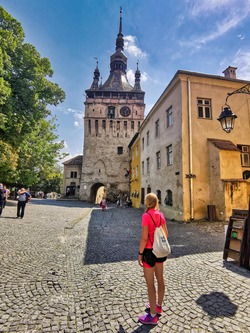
[187,78,194,220]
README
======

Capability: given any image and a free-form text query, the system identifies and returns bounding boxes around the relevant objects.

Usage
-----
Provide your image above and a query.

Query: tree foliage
[0,6,67,188]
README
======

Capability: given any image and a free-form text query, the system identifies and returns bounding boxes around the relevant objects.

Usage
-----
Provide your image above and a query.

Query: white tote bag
[148,213,171,258]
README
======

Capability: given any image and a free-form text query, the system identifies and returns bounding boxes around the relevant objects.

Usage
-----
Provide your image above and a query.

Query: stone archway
[90,183,106,204]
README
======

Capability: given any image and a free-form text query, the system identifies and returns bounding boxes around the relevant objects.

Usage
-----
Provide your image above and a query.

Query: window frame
[197,98,212,119]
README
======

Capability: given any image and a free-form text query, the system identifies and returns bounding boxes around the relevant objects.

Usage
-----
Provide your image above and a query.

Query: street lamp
[217,83,250,133]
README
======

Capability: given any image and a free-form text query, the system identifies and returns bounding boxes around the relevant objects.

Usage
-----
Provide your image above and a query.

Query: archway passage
[90,183,106,204]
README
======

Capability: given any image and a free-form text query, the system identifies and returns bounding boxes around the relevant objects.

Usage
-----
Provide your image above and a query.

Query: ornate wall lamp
[217,83,250,133]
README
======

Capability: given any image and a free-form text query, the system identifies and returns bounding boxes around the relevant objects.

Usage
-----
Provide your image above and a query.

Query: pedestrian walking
[0,183,6,216]
[100,197,107,211]
[17,188,31,219]
[138,192,169,325]
[3,185,10,208]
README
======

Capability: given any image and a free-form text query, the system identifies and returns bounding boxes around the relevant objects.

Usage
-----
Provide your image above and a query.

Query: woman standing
[138,193,169,325]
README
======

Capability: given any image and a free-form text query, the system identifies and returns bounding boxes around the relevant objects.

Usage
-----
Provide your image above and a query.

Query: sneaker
[145,303,162,314]
[138,313,158,325]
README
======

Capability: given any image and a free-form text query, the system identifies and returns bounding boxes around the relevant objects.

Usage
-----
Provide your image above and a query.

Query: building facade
[128,132,141,208]
[79,10,145,202]
[138,67,250,221]
[62,155,83,198]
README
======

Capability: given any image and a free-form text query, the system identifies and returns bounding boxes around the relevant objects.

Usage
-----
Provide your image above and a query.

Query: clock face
[120,106,131,117]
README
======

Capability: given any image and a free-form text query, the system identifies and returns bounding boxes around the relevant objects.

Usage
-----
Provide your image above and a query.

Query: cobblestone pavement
[0,199,250,333]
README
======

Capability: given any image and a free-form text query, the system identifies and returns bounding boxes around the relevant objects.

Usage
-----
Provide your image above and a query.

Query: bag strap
[147,212,162,247]
[147,212,162,227]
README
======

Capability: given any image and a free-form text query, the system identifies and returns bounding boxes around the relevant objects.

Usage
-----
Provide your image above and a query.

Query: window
[156,190,161,204]
[108,106,115,119]
[142,161,144,175]
[243,171,250,180]
[164,190,173,206]
[238,145,250,166]
[197,98,212,119]
[70,171,77,178]
[95,120,98,133]
[146,158,150,174]
[155,119,160,137]
[117,121,120,130]
[124,121,127,130]
[156,151,161,169]
[166,145,173,165]
[136,166,138,178]
[142,137,144,151]
[88,120,91,134]
[110,120,113,128]
[166,106,173,127]
[102,120,106,129]
[131,121,134,130]
[146,131,149,146]
[138,121,141,130]
[117,146,123,155]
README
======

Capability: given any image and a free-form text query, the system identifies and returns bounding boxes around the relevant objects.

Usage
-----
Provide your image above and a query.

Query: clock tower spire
[80,9,145,203]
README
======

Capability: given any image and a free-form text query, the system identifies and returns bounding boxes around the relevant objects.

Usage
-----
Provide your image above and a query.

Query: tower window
[102,120,106,129]
[108,106,115,119]
[124,121,127,130]
[88,120,91,134]
[131,121,134,130]
[117,146,123,155]
[95,120,98,133]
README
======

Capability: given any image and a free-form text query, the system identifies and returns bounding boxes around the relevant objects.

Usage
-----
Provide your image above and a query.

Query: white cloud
[124,35,147,58]
[188,0,235,17]
[73,112,83,128]
[127,68,149,86]
[232,50,250,79]
[181,0,250,47]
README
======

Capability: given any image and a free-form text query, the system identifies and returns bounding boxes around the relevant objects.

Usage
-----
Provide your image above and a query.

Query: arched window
[156,190,161,204]
[164,190,173,206]
[243,170,250,180]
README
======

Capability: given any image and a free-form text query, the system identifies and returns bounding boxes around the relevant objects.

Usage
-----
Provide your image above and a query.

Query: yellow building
[128,132,141,208]
[135,67,250,221]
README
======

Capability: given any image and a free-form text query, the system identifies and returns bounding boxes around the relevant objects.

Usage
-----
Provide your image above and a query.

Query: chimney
[223,66,237,79]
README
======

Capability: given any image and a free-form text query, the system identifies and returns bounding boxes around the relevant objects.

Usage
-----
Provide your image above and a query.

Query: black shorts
[142,248,167,268]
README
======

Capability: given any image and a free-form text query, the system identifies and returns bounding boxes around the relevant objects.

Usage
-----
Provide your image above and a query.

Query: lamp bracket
[226,83,250,103]
[185,174,196,179]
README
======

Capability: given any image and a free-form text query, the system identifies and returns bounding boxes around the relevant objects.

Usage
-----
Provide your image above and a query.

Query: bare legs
[143,263,165,313]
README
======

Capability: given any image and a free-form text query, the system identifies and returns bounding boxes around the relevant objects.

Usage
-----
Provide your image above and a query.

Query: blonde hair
[145,193,159,211]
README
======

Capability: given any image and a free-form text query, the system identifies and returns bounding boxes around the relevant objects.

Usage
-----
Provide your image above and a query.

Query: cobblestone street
[0,199,250,333]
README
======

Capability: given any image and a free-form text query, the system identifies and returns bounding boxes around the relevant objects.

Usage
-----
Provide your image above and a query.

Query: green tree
[0,6,67,186]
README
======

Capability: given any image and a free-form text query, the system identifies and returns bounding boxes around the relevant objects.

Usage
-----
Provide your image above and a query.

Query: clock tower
[79,8,145,202]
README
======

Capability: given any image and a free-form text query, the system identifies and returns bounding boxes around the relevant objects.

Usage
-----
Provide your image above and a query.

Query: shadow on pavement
[223,260,250,278]
[196,291,238,317]
[83,206,228,265]
[84,206,141,265]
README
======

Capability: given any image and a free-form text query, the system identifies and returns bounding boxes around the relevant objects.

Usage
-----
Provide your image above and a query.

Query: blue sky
[1,0,250,162]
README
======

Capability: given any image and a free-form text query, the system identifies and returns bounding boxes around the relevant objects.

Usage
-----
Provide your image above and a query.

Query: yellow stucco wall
[133,70,250,221]
[130,135,141,208]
